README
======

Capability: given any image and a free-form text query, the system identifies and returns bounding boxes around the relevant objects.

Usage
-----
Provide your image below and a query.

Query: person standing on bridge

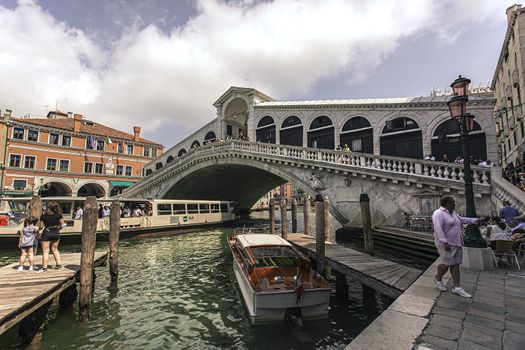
[432,196,480,298]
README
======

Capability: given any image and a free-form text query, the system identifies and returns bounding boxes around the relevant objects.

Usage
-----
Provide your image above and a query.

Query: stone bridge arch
[153,156,349,223]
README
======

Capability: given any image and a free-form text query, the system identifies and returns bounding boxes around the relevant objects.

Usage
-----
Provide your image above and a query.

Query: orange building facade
[0,110,163,198]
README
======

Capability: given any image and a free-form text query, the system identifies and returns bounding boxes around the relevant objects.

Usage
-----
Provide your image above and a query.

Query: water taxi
[0,197,237,245]
[228,229,331,324]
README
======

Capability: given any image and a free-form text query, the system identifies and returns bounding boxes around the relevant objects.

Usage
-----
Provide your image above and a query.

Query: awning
[0,190,33,197]
[109,181,135,188]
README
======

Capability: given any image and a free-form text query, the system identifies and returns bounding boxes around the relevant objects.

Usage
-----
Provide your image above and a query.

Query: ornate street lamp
[446,75,486,248]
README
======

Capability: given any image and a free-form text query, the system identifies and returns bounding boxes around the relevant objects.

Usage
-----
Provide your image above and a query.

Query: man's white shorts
[436,244,463,265]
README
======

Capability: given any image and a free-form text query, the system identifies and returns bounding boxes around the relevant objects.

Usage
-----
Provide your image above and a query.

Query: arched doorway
[256,116,276,143]
[224,98,248,138]
[40,182,72,197]
[280,116,303,146]
[431,119,486,162]
[308,116,334,149]
[178,149,187,157]
[380,117,423,159]
[77,183,106,198]
[191,140,200,148]
[204,131,216,144]
[166,155,175,163]
[340,116,373,153]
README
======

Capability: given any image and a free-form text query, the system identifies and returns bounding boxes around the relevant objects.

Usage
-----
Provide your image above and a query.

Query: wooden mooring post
[360,193,374,255]
[291,198,298,233]
[109,201,120,282]
[324,197,332,242]
[79,196,98,322]
[269,198,275,234]
[303,195,311,236]
[280,197,288,239]
[315,194,326,275]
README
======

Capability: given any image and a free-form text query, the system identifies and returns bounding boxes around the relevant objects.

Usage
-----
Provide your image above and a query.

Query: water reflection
[0,228,390,349]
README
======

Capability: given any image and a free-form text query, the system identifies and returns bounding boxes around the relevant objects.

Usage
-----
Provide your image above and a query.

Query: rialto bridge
[123,140,520,227]
[127,86,525,226]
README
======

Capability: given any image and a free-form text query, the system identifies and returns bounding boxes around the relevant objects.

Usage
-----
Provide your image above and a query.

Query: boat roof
[237,234,292,249]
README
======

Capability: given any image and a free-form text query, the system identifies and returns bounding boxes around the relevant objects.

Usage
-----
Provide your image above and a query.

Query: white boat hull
[233,258,331,324]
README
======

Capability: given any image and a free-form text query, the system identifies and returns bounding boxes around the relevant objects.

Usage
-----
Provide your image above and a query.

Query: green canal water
[0,228,391,349]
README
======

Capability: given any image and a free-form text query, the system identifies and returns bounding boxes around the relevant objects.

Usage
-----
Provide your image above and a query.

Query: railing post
[360,193,374,255]
[269,198,275,235]
[414,162,423,175]
[315,194,326,275]
[304,195,311,236]
[280,197,288,239]
[291,198,298,233]
[79,196,98,322]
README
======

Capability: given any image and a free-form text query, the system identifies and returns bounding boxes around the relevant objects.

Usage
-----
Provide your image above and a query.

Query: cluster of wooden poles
[26,195,121,322]
[267,192,374,275]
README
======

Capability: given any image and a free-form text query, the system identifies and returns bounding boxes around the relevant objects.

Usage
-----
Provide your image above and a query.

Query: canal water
[0,226,392,350]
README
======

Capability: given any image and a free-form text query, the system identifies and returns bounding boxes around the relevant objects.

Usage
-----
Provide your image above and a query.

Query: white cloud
[0,0,515,143]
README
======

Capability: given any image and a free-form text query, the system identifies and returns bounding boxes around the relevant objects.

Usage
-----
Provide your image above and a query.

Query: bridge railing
[491,167,525,213]
[127,140,491,196]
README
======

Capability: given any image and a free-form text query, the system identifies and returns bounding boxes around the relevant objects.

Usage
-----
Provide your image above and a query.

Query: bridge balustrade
[127,140,492,197]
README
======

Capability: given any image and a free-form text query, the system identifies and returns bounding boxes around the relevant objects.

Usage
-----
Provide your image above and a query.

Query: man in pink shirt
[432,197,480,298]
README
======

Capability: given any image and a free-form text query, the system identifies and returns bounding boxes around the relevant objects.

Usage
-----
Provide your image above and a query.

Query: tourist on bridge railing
[335,144,342,152]
[454,155,464,164]
[342,144,351,152]
[424,154,435,161]
[432,197,482,298]
[441,154,450,162]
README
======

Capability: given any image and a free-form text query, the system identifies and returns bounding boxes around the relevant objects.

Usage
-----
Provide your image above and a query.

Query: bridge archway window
[380,117,422,159]
[280,116,303,146]
[178,149,187,157]
[145,169,153,176]
[155,162,163,170]
[256,116,276,143]
[204,131,216,144]
[308,116,334,150]
[431,119,486,161]
[191,141,200,149]
[166,155,175,163]
[340,116,373,153]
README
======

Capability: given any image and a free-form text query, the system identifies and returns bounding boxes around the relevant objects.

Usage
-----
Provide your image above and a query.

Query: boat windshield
[250,246,300,268]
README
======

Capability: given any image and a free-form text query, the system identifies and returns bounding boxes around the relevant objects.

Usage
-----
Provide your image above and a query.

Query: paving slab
[420,334,457,350]
[503,330,525,350]
[424,323,461,341]
[457,340,494,350]
[461,323,503,350]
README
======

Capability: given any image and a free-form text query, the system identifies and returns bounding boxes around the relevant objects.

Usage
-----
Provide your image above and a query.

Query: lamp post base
[462,247,495,271]
[463,225,487,248]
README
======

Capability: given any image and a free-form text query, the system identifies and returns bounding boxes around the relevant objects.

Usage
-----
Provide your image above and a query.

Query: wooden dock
[0,251,107,336]
[287,233,422,298]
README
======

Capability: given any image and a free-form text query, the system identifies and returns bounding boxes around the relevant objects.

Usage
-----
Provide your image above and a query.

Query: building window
[27,129,39,142]
[351,139,362,152]
[59,159,69,172]
[46,158,57,171]
[97,139,105,151]
[24,156,36,169]
[118,143,123,153]
[152,148,157,157]
[143,147,150,157]
[125,166,132,176]
[86,137,95,149]
[9,154,21,167]
[12,128,24,140]
[84,162,93,173]
[127,144,134,155]
[13,179,27,190]
[116,165,123,176]
[62,135,71,147]
[49,133,59,145]
[94,163,104,174]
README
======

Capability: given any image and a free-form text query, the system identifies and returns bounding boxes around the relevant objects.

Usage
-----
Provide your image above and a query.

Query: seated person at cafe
[485,217,511,249]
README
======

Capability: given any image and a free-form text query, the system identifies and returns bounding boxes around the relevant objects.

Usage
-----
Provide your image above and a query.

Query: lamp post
[446,75,486,248]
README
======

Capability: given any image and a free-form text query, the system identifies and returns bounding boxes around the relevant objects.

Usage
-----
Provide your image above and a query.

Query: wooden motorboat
[228,232,331,324]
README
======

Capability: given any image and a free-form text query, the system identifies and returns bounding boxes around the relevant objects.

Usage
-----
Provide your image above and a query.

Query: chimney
[67,111,73,118]
[74,114,83,132]
[133,126,141,141]
[4,109,12,117]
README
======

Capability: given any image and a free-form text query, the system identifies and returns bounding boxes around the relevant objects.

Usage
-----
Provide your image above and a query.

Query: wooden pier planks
[287,234,422,298]
[0,251,107,336]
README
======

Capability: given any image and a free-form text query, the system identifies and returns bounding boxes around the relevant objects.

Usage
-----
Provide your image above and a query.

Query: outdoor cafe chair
[491,240,521,270]
[517,242,525,263]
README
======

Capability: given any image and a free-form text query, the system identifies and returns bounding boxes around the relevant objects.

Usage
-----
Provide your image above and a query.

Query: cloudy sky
[0,0,516,147]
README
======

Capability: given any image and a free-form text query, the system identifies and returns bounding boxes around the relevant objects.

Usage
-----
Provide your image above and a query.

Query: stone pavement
[416,267,525,350]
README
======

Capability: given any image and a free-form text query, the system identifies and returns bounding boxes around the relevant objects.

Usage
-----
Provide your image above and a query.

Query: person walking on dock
[39,202,65,273]
[17,216,38,271]
[432,197,480,298]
